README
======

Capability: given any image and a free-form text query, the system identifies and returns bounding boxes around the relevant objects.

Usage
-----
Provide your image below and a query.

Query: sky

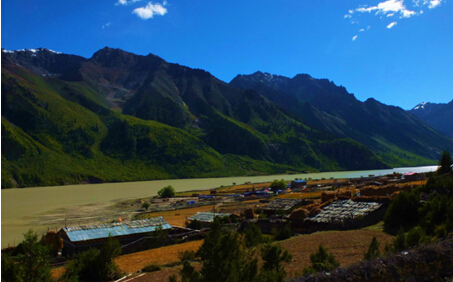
[2,0,452,110]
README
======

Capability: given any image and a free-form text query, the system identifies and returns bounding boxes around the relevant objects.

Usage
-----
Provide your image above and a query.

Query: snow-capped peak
[412,102,428,110]
[2,48,62,54]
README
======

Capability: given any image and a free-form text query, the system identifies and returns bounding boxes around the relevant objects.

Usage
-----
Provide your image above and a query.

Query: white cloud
[133,1,167,19]
[352,35,358,41]
[115,0,141,6]
[102,22,112,29]
[387,21,398,28]
[359,28,365,32]
[355,0,417,18]
[428,0,442,8]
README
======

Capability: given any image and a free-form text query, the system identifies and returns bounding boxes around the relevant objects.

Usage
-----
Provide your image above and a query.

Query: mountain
[1,48,86,76]
[409,101,453,138]
[1,48,447,188]
[230,72,453,165]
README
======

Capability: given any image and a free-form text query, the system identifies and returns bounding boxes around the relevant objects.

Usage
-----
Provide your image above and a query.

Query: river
[1,165,437,248]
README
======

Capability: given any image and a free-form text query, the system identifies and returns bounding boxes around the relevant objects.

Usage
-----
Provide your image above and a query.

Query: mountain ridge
[2,47,451,188]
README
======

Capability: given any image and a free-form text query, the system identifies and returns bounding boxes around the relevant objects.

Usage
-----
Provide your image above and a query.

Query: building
[291,180,307,189]
[58,217,172,256]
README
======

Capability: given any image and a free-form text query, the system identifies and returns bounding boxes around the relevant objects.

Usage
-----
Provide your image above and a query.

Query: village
[36,171,429,280]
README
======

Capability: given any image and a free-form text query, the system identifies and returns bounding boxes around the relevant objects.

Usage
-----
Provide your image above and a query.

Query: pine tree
[364,236,381,260]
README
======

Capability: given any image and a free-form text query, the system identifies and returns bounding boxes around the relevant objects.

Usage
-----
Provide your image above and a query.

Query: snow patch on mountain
[412,102,428,110]
[2,48,62,54]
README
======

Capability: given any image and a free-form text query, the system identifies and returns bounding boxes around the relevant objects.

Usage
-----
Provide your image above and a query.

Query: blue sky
[2,0,452,110]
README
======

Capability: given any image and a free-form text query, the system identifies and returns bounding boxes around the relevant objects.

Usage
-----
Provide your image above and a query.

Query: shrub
[158,185,175,198]
[143,264,162,272]
[243,224,266,248]
[178,250,196,262]
[62,236,123,281]
[303,245,339,275]
[141,202,150,210]
[273,223,292,241]
[186,219,203,230]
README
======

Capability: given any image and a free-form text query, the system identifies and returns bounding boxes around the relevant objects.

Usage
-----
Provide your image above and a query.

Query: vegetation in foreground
[383,151,453,253]
[170,218,292,282]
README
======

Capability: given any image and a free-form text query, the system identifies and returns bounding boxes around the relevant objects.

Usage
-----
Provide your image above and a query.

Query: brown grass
[115,240,203,274]
[279,229,394,277]
[51,240,204,280]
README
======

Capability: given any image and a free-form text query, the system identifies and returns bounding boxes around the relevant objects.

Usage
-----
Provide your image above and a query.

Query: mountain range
[2,47,452,188]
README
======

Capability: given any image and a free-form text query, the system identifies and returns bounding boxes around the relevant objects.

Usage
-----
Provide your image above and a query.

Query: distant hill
[409,100,453,138]
[2,48,450,188]
[231,71,453,166]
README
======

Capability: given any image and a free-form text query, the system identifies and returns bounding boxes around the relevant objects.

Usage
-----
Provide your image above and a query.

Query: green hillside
[1,67,300,188]
[1,48,415,188]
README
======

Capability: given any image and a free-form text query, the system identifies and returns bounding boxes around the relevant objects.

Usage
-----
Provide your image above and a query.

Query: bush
[158,185,175,198]
[141,202,150,210]
[243,224,266,248]
[186,219,203,230]
[273,223,292,241]
[62,236,123,281]
[178,250,196,262]
[142,264,162,272]
[303,245,339,275]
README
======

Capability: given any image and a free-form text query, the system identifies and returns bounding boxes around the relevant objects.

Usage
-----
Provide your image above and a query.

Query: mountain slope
[230,72,453,166]
[409,100,453,138]
[2,64,302,188]
[3,47,442,188]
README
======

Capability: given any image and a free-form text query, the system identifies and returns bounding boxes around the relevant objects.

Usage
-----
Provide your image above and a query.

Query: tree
[16,229,52,282]
[1,253,22,282]
[186,219,203,230]
[197,221,258,282]
[141,202,151,210]
[364,236,380,260]
[158,185,176,198]
[270,179,286,193]
[303,244,339,274]
[384,189,420,230]
[261,244,292,272]
[272,223,292,241]
[62,236,122,281]
[172,218,292,282]
[243,224,266,248]
[438,151,452,175]
[98,235,123,280]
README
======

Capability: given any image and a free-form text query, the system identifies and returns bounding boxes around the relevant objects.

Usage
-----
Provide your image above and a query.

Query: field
[280,228,394,277]
[52,223,393,281]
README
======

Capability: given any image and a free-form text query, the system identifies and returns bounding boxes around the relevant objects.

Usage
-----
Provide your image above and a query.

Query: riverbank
[1,166,436,248]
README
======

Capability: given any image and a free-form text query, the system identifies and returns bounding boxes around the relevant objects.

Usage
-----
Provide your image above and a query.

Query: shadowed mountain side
[230,72,453,165]
[410,100,453,138]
